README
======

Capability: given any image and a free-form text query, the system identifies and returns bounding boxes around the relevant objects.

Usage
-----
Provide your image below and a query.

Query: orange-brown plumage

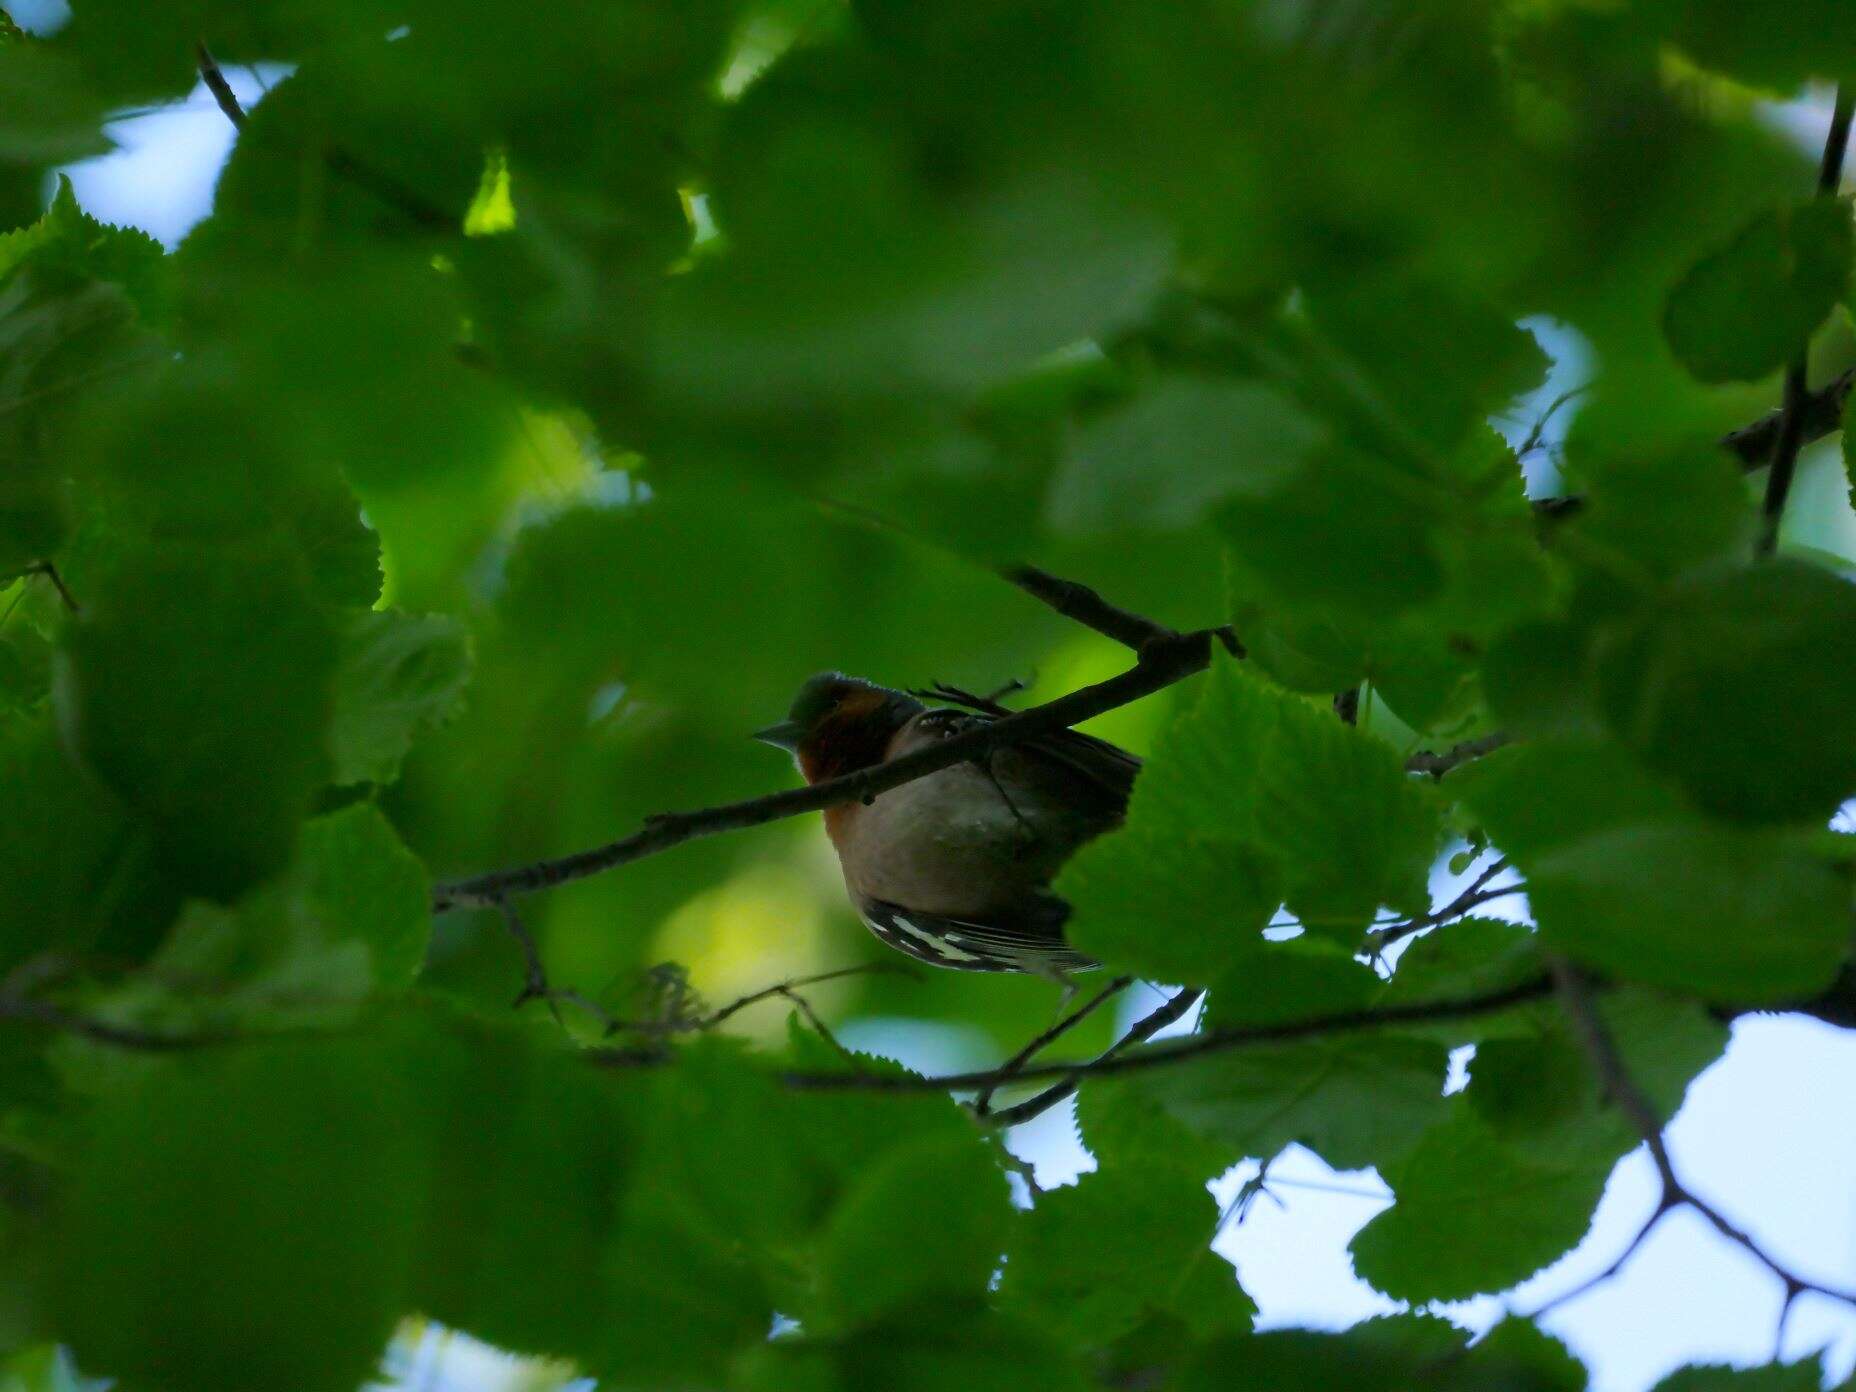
[756,672,1138,978]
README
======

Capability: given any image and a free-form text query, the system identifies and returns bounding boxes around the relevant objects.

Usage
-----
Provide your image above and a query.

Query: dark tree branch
[194,42,248,130]
[984,983,1205,1128]
[196,40,456,232]
[751,975,1557,1096]
[1404,732,1511,779]
[1760,84,1851,557]
[1368,858,1517,952]
[1532,958,1856,1328]
[1724,366,1855,471]
[700,962,917,1028]
[971,974,1133,1118]
[435,562,1508,917]
[432,623,1219,912]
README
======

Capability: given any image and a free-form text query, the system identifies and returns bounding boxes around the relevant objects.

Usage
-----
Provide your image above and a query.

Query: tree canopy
[1,2,1855,1390]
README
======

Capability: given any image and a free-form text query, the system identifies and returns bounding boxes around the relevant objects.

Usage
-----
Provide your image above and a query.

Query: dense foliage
[1,2,1855,1389]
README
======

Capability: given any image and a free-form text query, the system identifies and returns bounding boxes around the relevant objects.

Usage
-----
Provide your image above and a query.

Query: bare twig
[1532,958,1856,1329]
[702,962,917,1028]
[0,994,232,1051]
[433,624,1219,913]
[1,561,80,615]
[984,984,1207,1127]
[759,976,1554,1096]
[1723,367,1854,471]
[1369,858,1517,952]
[194,42,248,130]
[971,974,1134,1118]
[1404,732,1510,778]
[196,40,456,232]
[1758,84,1851,557]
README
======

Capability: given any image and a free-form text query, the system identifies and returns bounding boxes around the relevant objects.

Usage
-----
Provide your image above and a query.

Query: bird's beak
[752,719,806,752]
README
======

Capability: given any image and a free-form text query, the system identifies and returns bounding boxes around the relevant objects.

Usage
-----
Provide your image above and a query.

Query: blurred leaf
[1048,376,1324,535]
[999,1165,1254,1344]
[1663,199,1851,384]
[0,717,172,970]
[734,1308,1092,1392]
[1595,563,1856,824]
[1651,1363,1825,1392]
[1528,821,1849,1002]
[408,1021,628,1360]
[57,1035,426,1392]
[329,610,471,786]
[1178,1315,1586,1392]
[814,1130,1012,1330]
[55,536,337,898]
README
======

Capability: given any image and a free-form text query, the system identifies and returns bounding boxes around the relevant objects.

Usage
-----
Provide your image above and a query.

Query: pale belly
[831,760,1090,916]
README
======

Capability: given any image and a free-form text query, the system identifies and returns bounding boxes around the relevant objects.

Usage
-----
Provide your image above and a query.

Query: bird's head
[754,672,924,782]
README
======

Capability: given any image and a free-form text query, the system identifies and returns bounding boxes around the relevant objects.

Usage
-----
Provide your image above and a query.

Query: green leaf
[814,1130,1012,1330]
[0,717,173,971]
[1048,376,1325,535]
[735,1309,1092,1392]
[1454,739,1689,861]
[0,178,165,319]
[1596,563,1856,825]
[408,1022,629,1361]
[1203,940,1379,1030]
[1062,659,1438,976]
[1378,917,1547,1043]
[1650,1363,1826,1392]
[1528,820,1850,1002]
[55,536,338,899]
[1134,1033,1449,1173]
[1179,1317,1469,1392]
[1663,199,1852,384]
[57,1035,426,1392]
[148,803,430,1017]
[1349,1108,1610,1301]
[328,610,472,786]
[999,1165,1254,1345]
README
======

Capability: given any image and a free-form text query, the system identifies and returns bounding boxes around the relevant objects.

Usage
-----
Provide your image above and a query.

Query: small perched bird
[755,673,1139,983]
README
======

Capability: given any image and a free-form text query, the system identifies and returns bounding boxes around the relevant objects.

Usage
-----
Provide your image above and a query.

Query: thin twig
[971,974,1134,1118]
[1369,859,1516,951]
[1722,366,1855,470]
[983,985,1207,1127]
[1535,958,1856,1328]
[756,976,1554,1096]
[1759,84,1853,558]
[196,40,455,232]
[194,42,248,129]
[1404,732,1510,779]
[432,624,1219,912]
[702,962,917,1028]
[772,985,865,1070]
[0,995,232,1051]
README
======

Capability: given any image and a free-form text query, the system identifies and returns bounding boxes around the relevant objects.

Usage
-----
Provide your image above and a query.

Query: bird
[754,672,1139,986]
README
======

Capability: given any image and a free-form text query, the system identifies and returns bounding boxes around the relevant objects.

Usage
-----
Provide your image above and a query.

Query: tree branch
[432,623,1218,912]
[1368,858,1518,952]
[984,983,1205,1128]
[1532,958,1856,1329]
[194,42,248,130]
[1404,732,1510,779]
[752,975,1556,1095]
[970,973,1132,1118]
[1759,87,1854,556]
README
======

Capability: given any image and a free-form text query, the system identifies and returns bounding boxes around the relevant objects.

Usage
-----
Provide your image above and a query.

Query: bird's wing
[859,896,1098,974]
[906,706,1140,820]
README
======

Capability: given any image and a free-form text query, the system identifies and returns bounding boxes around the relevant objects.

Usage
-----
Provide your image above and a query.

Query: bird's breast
[827,761,1093,917]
